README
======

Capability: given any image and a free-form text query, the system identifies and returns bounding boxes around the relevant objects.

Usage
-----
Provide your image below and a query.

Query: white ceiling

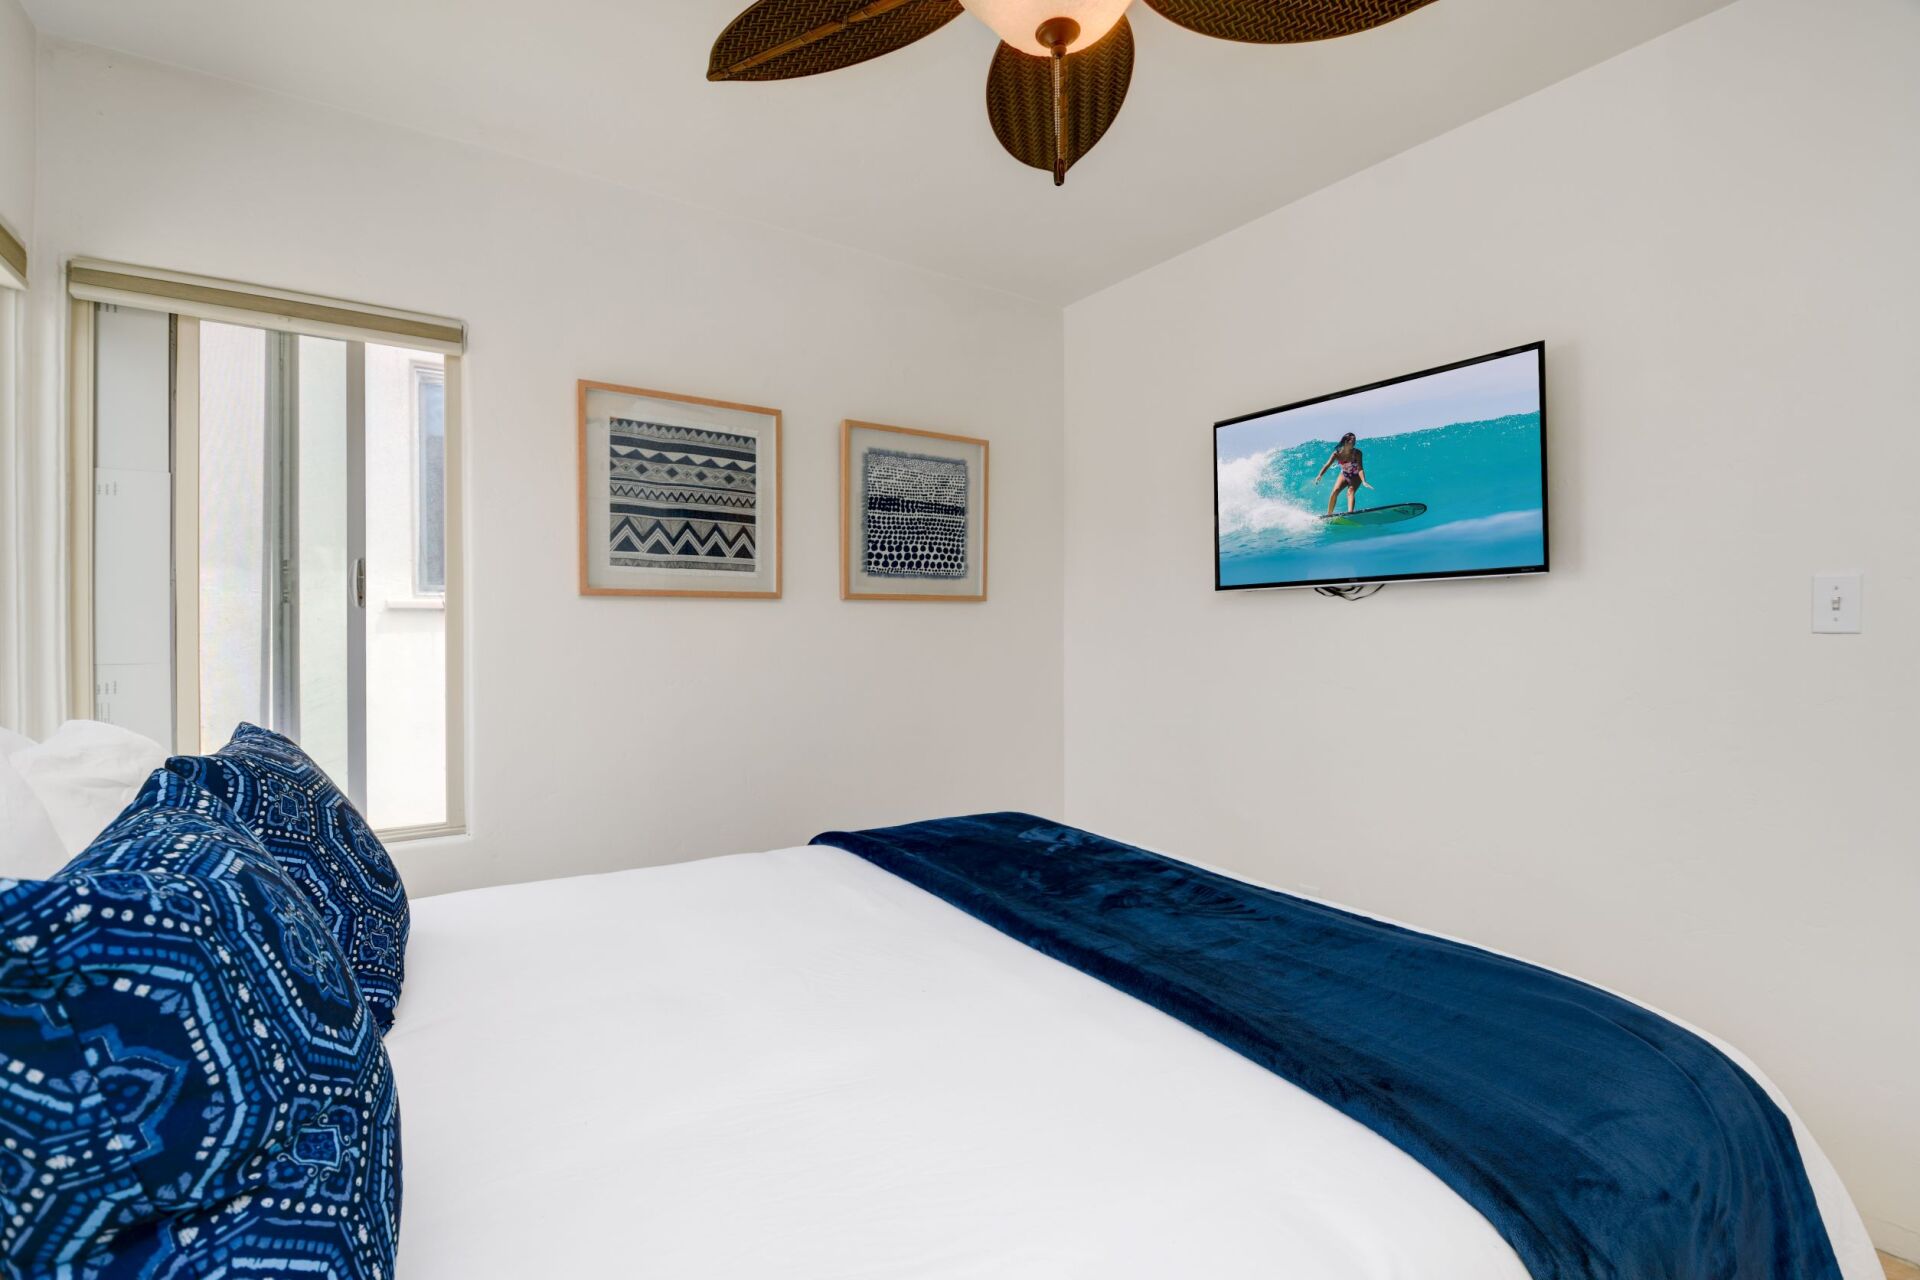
[23,0,1733,303]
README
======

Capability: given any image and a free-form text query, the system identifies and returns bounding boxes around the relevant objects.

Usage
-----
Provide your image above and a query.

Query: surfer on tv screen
[1314,432,1375,515]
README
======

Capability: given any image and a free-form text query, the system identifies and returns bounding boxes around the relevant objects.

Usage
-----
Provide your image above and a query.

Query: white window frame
[67,262,468,841]
[407,358,447,604]
[0,267,26,733]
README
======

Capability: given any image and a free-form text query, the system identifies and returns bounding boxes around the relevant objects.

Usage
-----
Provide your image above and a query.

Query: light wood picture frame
[578,380,782,599]
[840,419,989,602]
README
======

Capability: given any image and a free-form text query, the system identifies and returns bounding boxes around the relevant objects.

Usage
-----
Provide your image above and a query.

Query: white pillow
[0,754,72,880]
[9,720,168,855]
[0,724,34,756]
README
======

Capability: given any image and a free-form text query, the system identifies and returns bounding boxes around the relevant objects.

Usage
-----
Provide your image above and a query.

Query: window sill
[383,595,446,611]
[378,821,467,844]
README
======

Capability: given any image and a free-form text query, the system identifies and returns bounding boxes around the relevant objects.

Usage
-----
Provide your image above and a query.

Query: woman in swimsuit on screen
[1314,431,1375,515]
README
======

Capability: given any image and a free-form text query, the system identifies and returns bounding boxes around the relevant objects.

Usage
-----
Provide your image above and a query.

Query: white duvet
[384,844,1879,1280]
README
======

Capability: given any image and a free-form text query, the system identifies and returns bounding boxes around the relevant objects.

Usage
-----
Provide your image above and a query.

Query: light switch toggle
[1812,572,1862,633]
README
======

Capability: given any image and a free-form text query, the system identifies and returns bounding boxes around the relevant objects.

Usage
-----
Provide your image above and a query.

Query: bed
[0,723,1882,1277]
[386,837,1881,1280]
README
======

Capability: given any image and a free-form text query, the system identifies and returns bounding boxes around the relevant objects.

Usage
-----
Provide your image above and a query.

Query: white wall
[1063,0,1917,1256]
[30,39,1065,897]
[0,0,38,735]
[0,0,29,245]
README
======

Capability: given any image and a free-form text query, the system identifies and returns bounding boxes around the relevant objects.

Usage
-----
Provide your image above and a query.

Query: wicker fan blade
[1141,0,1436,43]
[709,0,963,82]
[986,17,1134,185]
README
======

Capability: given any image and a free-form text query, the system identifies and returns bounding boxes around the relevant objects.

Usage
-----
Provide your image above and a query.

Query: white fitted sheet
[385,844,1878,1280]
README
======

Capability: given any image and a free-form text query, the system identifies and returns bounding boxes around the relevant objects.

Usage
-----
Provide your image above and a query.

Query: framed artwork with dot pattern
[840,420,988,602]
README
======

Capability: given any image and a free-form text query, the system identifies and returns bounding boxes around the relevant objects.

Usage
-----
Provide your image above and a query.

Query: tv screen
[1214,342,1548,591]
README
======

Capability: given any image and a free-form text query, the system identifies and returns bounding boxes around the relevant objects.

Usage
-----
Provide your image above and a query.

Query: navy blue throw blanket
[812,813,1842,1280]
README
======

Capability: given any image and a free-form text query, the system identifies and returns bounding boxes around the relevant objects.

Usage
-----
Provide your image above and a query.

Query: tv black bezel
[1212,340,1550,593]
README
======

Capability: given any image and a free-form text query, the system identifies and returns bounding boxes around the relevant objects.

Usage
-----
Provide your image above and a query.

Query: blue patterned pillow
[168,724,410,1032]
[0,770,401,1278]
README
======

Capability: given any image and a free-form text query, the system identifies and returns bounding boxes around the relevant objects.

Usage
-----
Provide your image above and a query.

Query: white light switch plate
[1812,572,1862,633]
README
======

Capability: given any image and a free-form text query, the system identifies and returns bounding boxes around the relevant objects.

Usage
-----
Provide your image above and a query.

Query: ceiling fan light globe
[960,0,1133,57]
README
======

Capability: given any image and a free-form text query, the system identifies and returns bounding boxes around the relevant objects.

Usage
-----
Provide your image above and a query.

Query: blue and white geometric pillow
[169,724,410,1033]
[0,769,401,1278]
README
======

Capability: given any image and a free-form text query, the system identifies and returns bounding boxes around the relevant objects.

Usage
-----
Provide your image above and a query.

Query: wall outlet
[1812,572,1862,633]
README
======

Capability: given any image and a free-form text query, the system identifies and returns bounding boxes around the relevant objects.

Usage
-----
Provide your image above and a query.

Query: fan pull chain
[1051,52,1066,184]
[1036,17,1081,186]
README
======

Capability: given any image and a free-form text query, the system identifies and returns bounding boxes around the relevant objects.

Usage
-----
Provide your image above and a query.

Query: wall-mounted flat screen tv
[1214,342,1548,591]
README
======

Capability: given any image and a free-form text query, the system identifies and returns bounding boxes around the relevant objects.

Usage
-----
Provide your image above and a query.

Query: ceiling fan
[709,0,1438,186]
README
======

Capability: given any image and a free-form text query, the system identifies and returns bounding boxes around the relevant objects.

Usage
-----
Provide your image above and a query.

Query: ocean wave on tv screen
[1218,413,1544,586]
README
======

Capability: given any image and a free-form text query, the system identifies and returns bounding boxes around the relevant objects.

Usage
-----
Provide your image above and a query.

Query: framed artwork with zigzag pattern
[578,380,783,598]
